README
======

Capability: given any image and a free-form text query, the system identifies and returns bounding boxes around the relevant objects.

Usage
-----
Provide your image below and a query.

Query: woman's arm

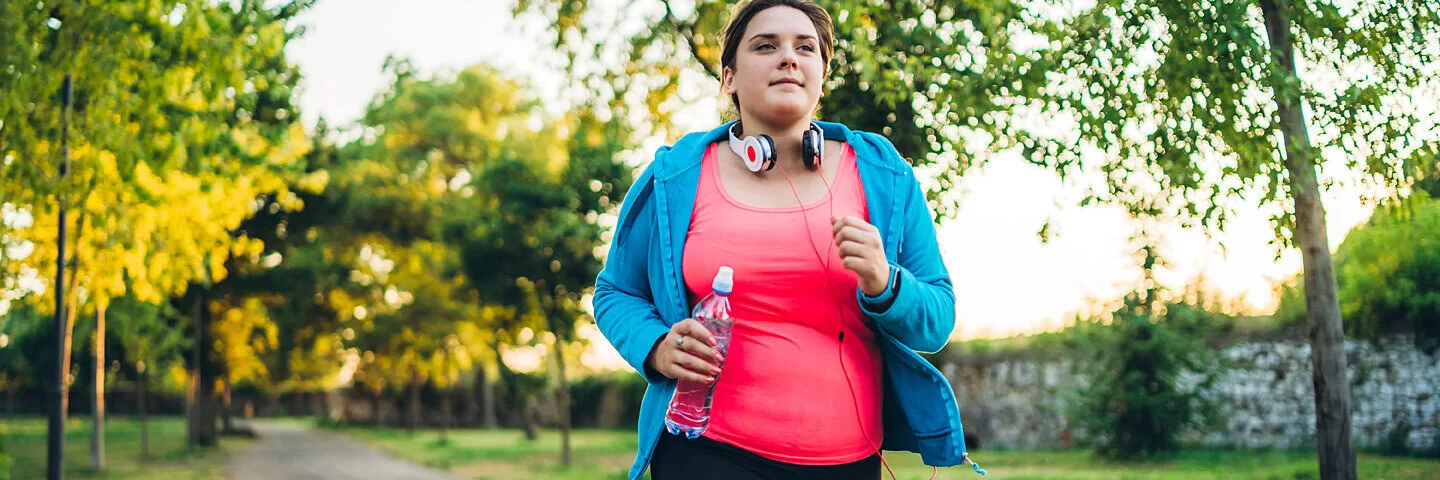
[593,163,674,384]
[855,141,957,354]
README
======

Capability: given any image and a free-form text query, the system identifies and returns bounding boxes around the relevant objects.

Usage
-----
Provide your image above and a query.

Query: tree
[0,301,48,418]
[1276,190,1440,353]
[518,0,1046,217]
[108,294,188,458]
[1069,240,1228,459]
[450,109,627,462]
[1032,1,1439,477]
[1071,295,1229,459]
[335,53,634,460]
[1,0,315,466]
[328,59,561,439]
[0,209,38,417]
[321,59,515,435]
[219,121,351,411]
[380,239,476,437]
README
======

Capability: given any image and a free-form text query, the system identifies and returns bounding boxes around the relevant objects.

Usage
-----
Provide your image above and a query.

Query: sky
[284,0,1382,369]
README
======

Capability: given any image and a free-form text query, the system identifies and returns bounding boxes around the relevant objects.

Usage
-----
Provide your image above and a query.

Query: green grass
[328,426,1440,480]
[326,425,638,479]
[1,415,251,480]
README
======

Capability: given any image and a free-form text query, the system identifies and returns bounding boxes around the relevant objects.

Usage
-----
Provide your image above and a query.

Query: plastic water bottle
[664,266,735,438]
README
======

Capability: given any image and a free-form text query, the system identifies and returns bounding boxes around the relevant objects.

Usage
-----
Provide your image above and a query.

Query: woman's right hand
[646,319,724,384]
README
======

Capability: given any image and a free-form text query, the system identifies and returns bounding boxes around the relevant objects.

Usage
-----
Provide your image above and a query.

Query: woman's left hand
[832,215,890,296]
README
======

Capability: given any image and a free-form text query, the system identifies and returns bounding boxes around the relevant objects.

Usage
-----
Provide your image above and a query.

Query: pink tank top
[682,142,884,465]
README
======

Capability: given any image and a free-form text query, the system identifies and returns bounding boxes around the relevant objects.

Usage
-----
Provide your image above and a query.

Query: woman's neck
[737,114,815,172]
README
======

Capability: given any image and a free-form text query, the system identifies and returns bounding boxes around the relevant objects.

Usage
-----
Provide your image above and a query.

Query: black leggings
[649,432,880,480]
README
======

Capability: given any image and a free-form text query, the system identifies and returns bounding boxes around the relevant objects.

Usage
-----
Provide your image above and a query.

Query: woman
[594,1,977,479]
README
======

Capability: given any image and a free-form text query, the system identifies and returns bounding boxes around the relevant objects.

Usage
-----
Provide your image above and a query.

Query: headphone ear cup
[740,136,765,172]
[757,134,777,171]
[802,128,822,170]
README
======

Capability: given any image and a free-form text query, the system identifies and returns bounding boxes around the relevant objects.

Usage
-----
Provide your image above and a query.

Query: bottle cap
[712,266,733,294]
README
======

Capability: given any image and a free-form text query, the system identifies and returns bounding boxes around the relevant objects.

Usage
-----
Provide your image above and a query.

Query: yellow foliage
[213,297,278,385]
[230,128,269,158]
[295,169,329,194]
[164,67,207,111]
[271,122,314,165]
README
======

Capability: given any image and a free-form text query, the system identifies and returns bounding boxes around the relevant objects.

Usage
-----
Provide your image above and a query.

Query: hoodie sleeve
[854,133,957,353]
[593,155,674,384]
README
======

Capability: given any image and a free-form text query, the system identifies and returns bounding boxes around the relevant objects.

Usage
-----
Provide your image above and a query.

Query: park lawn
[330,426,1440,480]
[1,416,251,480]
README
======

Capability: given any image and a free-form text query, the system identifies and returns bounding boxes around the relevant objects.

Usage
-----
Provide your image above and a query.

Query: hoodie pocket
[914,428,960,466]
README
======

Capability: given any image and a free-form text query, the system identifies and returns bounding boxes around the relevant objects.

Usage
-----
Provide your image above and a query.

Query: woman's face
[723,6,826,125]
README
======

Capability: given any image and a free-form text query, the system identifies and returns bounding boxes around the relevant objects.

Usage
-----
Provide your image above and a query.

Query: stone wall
[940,336,1440,452]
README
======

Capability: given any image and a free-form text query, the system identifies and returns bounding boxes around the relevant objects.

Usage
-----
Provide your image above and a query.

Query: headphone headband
[728,122,823,173]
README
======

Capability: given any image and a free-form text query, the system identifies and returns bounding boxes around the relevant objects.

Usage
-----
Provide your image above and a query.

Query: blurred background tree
[1276,186,1440,354]
[1028,1,1439,476]
[517,0,1050,218]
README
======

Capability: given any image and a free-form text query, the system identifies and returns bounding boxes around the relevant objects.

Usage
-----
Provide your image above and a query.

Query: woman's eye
[756,43,774,50]
[799,44,816,52]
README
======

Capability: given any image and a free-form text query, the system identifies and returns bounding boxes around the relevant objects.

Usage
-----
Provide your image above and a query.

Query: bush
[1381,422,1414,456]
[570,372,647,428]
[1275,192,1440,354]
[1377,420,1440,459]
[313,414,346,429]
[1068,294,1227,460]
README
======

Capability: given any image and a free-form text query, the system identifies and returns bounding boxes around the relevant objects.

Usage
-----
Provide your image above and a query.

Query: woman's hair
[719,0,835,113]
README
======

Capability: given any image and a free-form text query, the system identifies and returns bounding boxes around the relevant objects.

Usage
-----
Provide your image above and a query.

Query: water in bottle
[664,266,735,438]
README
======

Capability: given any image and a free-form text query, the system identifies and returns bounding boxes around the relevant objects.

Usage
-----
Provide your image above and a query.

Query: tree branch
[662,1,720,81]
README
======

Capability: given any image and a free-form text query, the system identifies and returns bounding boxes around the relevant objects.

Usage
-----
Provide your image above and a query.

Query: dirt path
[226,420,460,480]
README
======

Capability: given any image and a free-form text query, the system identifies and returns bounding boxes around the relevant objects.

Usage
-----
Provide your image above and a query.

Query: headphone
[728,121,824,172]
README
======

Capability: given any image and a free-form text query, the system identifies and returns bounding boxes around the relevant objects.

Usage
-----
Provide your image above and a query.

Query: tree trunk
[58,299,76,401]
[491,337,539,437]
[1259,1,1357,478]
[265,391,280,418]
[91,303,106,471]
[373,391,384,427]
[188,292,199,451]
[523,401,540,441]
[313,390,326,422]
[188,289,217,448]
[408,367,420,437]
[185,368,196,453]
[199,389,217,446]
[493,338,517,426]
[440,389,452,444]
[221,377,233,433]
[479,367,497,429]
[138,366,150,459]
[460,373,478,427]
[49,193,87,478]
[57,270,80,430]
[552,334,572,466]
[185,366,197,449]
[57,207,88,432]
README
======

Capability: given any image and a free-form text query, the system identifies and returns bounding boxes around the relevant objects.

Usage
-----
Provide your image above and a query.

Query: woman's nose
[779,49,797,69]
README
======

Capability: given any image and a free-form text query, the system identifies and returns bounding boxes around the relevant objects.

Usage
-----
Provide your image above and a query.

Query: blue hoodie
[594,121,976,479]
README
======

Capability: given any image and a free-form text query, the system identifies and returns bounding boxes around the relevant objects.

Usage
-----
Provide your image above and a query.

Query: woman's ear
[721,66,736,95]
